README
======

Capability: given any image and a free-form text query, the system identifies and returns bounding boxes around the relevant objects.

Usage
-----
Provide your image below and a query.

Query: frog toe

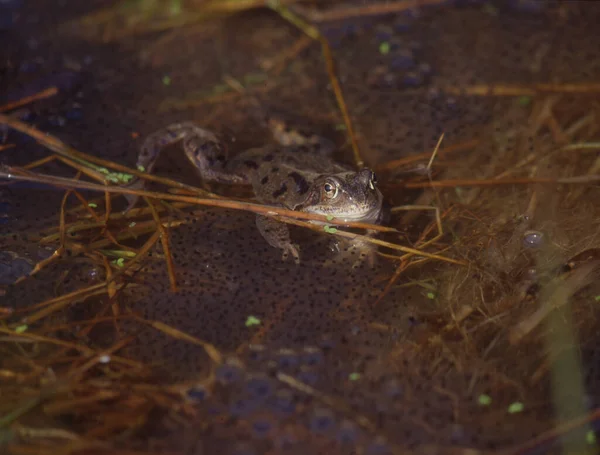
[282,244,301,265]
[351,250,377,269]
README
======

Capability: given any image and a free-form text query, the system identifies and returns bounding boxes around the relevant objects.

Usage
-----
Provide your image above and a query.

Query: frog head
[298,168,383,224]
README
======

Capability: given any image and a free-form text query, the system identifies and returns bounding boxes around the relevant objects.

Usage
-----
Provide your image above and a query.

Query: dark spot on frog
[192,139,220,161]
[271,167,279,173]
[263,153,274,162]
[272,183,288,198]
[260,176,269,185]
[287,171,309,195]
[244,160,259,169]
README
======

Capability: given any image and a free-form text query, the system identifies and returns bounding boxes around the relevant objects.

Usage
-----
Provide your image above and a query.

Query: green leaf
[245,315,261,327]
[426,292,436,300]
[477,394,492,406]
[162,75,172,86]
[379,42,390,55]
[243,72,267,85]
[117,173,134,183]
[105,172,132,184]
[517,96,532,107]
[348,372,361,381]
[210,84,231,95]
[88,203,97,208]
[168,0,182,15]
[586,430,596,445]
[507,402,524,414]
[14,325,28,334]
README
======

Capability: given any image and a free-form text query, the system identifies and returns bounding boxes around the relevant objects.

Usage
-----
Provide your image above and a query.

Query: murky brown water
[1,1,600,454]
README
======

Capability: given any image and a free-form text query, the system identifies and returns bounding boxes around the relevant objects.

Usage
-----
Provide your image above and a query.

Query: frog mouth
[304,190,383,224]
[343,209,380,223]
[335,199,383,223]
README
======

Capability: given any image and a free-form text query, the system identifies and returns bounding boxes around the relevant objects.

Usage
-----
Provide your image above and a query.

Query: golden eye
[323,182,338,199]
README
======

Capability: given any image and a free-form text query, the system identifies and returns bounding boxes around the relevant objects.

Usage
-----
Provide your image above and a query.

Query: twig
[443,83,600,97]
[19,283,108,324]
[281,216,466,265]
[562,142,600,152]
[12,424,80,441]
[294,0,448,22]
[66,336,136,382]
[0,87,59,113]
[0,114,216,198]
[509,261,600,344]
[0,327,97,356]
[131,316,222,365]
[269,35,313,75]
[374,205,454,306]
[427,133,444,171]
[144,197,177,292]
[399,174,600,189]
[13,185,74,285]
[268,0,364,168]
[374,139,479,172]
[276,372,378,433]
[0,396,44,428]
[3,168,464,266]
[1,167,395,233]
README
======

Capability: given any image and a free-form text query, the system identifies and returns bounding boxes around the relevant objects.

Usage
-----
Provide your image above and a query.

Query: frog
[128,115,383,264]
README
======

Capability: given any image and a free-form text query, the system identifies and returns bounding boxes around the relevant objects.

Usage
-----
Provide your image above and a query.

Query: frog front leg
[255,215,300,264]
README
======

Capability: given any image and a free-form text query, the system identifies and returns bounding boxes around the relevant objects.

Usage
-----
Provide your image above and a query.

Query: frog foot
[351,248,377,269]
[256,215,300,264]
[281,243,301,265]
[331,237,378,269]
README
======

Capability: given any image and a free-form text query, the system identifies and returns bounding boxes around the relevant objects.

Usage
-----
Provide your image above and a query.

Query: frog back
[228,145,350,209]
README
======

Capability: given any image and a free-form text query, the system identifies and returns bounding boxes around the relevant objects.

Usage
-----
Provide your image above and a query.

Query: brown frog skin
[131,118,383,263]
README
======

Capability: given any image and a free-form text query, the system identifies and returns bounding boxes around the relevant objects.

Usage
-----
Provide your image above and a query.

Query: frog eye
[323,181,339,199]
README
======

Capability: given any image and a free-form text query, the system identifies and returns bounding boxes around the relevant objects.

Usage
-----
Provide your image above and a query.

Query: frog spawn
[160,333,563,453]
[2,1,600,454]
[176,348,401,454]
[123,208,600,453]
[121,3,600,445]
[124,208,396,375]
